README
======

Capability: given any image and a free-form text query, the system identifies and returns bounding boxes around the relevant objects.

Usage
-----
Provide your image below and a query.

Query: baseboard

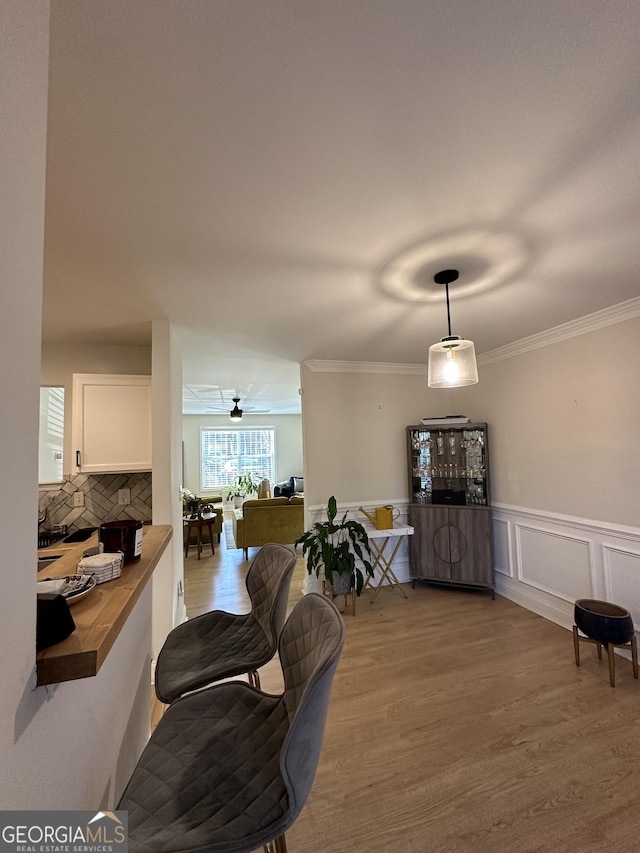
[495,574,575,631]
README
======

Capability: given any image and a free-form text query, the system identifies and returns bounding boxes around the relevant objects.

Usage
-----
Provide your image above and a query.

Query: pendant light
[428,269,478,388]
[229,397,243,421]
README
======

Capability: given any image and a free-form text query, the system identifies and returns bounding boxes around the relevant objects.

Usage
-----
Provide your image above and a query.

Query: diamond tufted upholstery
[119,593,345,853]
[155,543,297,704]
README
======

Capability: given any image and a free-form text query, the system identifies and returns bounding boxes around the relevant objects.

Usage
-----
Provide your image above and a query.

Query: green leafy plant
[238,472,261,496]
[296,495,373,595]
[221,472,261,503]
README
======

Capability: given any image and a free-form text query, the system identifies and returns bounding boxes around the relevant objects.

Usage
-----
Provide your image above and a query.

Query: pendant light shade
[428,337,478,387]
[428,270,479,388]
[229,397,243,421]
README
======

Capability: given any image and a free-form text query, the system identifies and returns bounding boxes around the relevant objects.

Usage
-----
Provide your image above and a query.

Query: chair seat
[124,593,345,853]
[120,682,290,853]
[155,612,272,705]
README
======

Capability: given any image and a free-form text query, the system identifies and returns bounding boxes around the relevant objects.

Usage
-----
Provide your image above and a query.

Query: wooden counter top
[36,524,172,686]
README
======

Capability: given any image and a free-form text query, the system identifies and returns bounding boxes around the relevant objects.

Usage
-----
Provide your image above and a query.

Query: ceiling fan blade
[203,405,271,414]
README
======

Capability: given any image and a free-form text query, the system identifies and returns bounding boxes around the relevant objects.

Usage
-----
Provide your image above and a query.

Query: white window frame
[200,426,276,493]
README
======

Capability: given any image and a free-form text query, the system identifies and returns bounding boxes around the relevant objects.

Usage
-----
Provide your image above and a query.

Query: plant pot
[574,599,634,646]
[329,572,353,596]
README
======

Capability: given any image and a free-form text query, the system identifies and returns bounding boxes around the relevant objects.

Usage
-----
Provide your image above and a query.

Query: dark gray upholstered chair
[155,543,297,704]
[119,592,346,853]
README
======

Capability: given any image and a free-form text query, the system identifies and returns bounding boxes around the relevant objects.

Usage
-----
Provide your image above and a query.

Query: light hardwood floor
[166,524,640,853]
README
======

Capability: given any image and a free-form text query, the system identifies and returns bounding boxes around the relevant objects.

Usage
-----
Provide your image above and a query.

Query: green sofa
[232,496,304,559]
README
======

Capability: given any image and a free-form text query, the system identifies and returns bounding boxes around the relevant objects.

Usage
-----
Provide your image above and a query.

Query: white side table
[362,524,414,603]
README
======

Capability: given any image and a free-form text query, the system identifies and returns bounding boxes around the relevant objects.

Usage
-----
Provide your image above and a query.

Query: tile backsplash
[39,472,152,532]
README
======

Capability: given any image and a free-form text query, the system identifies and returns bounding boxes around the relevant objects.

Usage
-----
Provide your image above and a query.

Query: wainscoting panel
[494,504,640,632]
[516,525,593,602]
[603,545,640,630]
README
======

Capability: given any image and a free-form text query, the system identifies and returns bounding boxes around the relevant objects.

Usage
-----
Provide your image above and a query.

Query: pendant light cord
[445,283,452,337]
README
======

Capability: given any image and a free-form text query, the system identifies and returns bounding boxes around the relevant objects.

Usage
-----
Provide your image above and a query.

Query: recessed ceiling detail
[376,226,530,303]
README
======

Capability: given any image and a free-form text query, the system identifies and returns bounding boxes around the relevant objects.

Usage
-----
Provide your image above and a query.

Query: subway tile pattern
[39,472,152,532]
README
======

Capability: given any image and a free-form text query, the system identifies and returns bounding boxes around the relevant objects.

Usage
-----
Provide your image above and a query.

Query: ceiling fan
[204,395,271,418]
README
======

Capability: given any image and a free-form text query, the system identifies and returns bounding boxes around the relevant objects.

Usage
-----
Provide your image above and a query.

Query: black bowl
[574,599,634,647]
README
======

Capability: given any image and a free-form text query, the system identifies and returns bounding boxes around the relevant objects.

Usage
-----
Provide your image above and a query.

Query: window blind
[201,428,275,490]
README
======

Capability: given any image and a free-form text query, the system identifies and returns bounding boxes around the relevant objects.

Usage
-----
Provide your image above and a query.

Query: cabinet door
[408,505,452,580]
[73,374,152,473]
[448,507,493,586]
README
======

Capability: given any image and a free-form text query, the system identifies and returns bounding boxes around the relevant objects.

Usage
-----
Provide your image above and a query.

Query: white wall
[0,0,51,807]
[452,318,640,526]
[151,321,186,654]
[299,364,453,591]
[41,341,152,476]
[300,364,452,508]
[181,413,303,496]
[0,4,152,809]
[41,342,152,381]
[451,316,640,631]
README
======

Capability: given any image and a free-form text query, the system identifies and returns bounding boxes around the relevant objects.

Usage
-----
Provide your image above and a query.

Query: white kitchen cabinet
[72,374,152,473]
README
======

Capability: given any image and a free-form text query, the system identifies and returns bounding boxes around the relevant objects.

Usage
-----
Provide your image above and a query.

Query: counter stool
[184,515,216,560]
[155,543,297,704]
[120,594,346,853]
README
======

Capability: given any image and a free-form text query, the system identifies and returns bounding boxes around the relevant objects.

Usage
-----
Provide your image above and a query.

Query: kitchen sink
[61,526,97,543]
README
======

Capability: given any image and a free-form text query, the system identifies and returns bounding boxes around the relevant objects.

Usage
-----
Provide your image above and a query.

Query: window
[39,386,65,483]
[201,427,276,490]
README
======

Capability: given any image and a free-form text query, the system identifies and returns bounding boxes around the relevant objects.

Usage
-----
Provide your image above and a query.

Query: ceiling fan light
[229,397,243,420]
[428,337,478,388]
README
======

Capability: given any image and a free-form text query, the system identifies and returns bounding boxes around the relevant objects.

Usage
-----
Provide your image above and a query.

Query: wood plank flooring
[170,523,640,853]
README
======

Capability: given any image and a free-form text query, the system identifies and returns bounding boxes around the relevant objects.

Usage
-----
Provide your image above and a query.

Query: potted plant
[296,495,373,596]
[222,473,261,507]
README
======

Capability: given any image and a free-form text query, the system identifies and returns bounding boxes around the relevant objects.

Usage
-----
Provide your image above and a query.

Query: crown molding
[477,296,640,366]
[304,298,640,376]
[304,360,427,375]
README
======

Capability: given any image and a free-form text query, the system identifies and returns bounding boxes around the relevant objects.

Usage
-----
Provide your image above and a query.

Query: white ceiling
[41,0,640,414]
